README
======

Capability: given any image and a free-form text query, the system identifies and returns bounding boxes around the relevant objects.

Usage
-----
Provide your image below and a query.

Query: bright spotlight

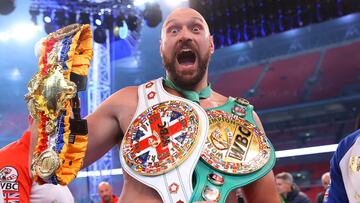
[119,21,128,39]
[12,24,42,42]
[43,9,52,24]
[95,19,102,26]
[10,68,21,81]
[0,31,11,42]
[0,23,41,42]
[44,16,51,23]
[93,13,102,26]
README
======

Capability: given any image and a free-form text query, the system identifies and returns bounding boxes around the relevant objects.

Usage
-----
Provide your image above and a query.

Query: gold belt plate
[201,110,271,174]
[33,149,60,180]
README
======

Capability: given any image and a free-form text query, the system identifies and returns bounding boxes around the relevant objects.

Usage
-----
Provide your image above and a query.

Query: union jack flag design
[123,100,200,175]
[3,192,20,203]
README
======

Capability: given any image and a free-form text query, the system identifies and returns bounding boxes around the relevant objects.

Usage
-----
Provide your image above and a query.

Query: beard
[162,41,211,89]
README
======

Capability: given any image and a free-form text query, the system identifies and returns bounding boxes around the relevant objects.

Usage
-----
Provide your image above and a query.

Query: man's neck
[188,76,208,92]
[163,76,212,104]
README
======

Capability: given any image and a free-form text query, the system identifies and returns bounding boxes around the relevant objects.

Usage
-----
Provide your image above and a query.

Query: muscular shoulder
[87,85,138,123]
[109,86,138,104]
[103,85,138,116]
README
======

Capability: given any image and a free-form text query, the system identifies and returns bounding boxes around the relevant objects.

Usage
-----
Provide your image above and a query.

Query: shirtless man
[84,8,280,203]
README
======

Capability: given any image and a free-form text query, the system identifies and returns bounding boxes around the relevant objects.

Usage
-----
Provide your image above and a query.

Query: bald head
[321,172,330,189]
[98,181,113,203]
[161,8,210,39]
[98,181,111,189]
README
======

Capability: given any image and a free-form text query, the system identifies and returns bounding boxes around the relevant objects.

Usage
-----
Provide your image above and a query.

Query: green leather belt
[190,97,276,202]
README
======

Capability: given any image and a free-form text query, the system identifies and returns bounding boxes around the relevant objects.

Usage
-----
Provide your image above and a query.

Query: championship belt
[25,24,93,185]
[190,97,276,202]
[120,78,209,203]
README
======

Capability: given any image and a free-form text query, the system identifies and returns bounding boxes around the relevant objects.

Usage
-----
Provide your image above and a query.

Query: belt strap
[190,147,276,202]
[190,97,276,202]
[120,78,208,203]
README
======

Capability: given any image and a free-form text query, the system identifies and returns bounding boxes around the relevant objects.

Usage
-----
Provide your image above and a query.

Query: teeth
[180,48,192,52]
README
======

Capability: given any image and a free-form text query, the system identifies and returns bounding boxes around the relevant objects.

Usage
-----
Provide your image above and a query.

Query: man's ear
[209,35,215,54]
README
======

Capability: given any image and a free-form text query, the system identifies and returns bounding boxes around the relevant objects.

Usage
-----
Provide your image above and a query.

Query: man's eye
[192,26,200,32]
[171,28,178,34]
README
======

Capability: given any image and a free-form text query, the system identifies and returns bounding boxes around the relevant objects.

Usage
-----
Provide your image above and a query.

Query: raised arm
[83,86,138,167]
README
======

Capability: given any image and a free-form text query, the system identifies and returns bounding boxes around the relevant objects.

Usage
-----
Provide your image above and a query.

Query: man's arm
[83,86,138,167]
[242,171,281,203]
[225,190,238,203]
[252,111,265,134]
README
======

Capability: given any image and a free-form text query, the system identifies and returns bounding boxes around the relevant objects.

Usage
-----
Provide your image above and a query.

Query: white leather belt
[120,78,208,203]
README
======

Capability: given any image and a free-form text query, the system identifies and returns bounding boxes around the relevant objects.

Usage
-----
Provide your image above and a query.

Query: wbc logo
[0,166,19,192]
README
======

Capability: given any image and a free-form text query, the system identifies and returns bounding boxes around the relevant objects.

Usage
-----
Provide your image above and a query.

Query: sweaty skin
[84,8,281,203]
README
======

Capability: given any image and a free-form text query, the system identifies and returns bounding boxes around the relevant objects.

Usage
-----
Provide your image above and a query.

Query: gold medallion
[201,110,271,174]
[25,65,77,124]
[34,149,60,180]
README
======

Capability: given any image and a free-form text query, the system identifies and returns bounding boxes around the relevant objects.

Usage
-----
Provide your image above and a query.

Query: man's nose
[178,28,193,43]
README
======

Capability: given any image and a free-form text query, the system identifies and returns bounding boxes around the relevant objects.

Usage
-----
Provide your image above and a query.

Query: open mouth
[177,49,196,66]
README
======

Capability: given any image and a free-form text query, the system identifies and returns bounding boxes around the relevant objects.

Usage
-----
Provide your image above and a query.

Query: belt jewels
[25,24,93,185]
